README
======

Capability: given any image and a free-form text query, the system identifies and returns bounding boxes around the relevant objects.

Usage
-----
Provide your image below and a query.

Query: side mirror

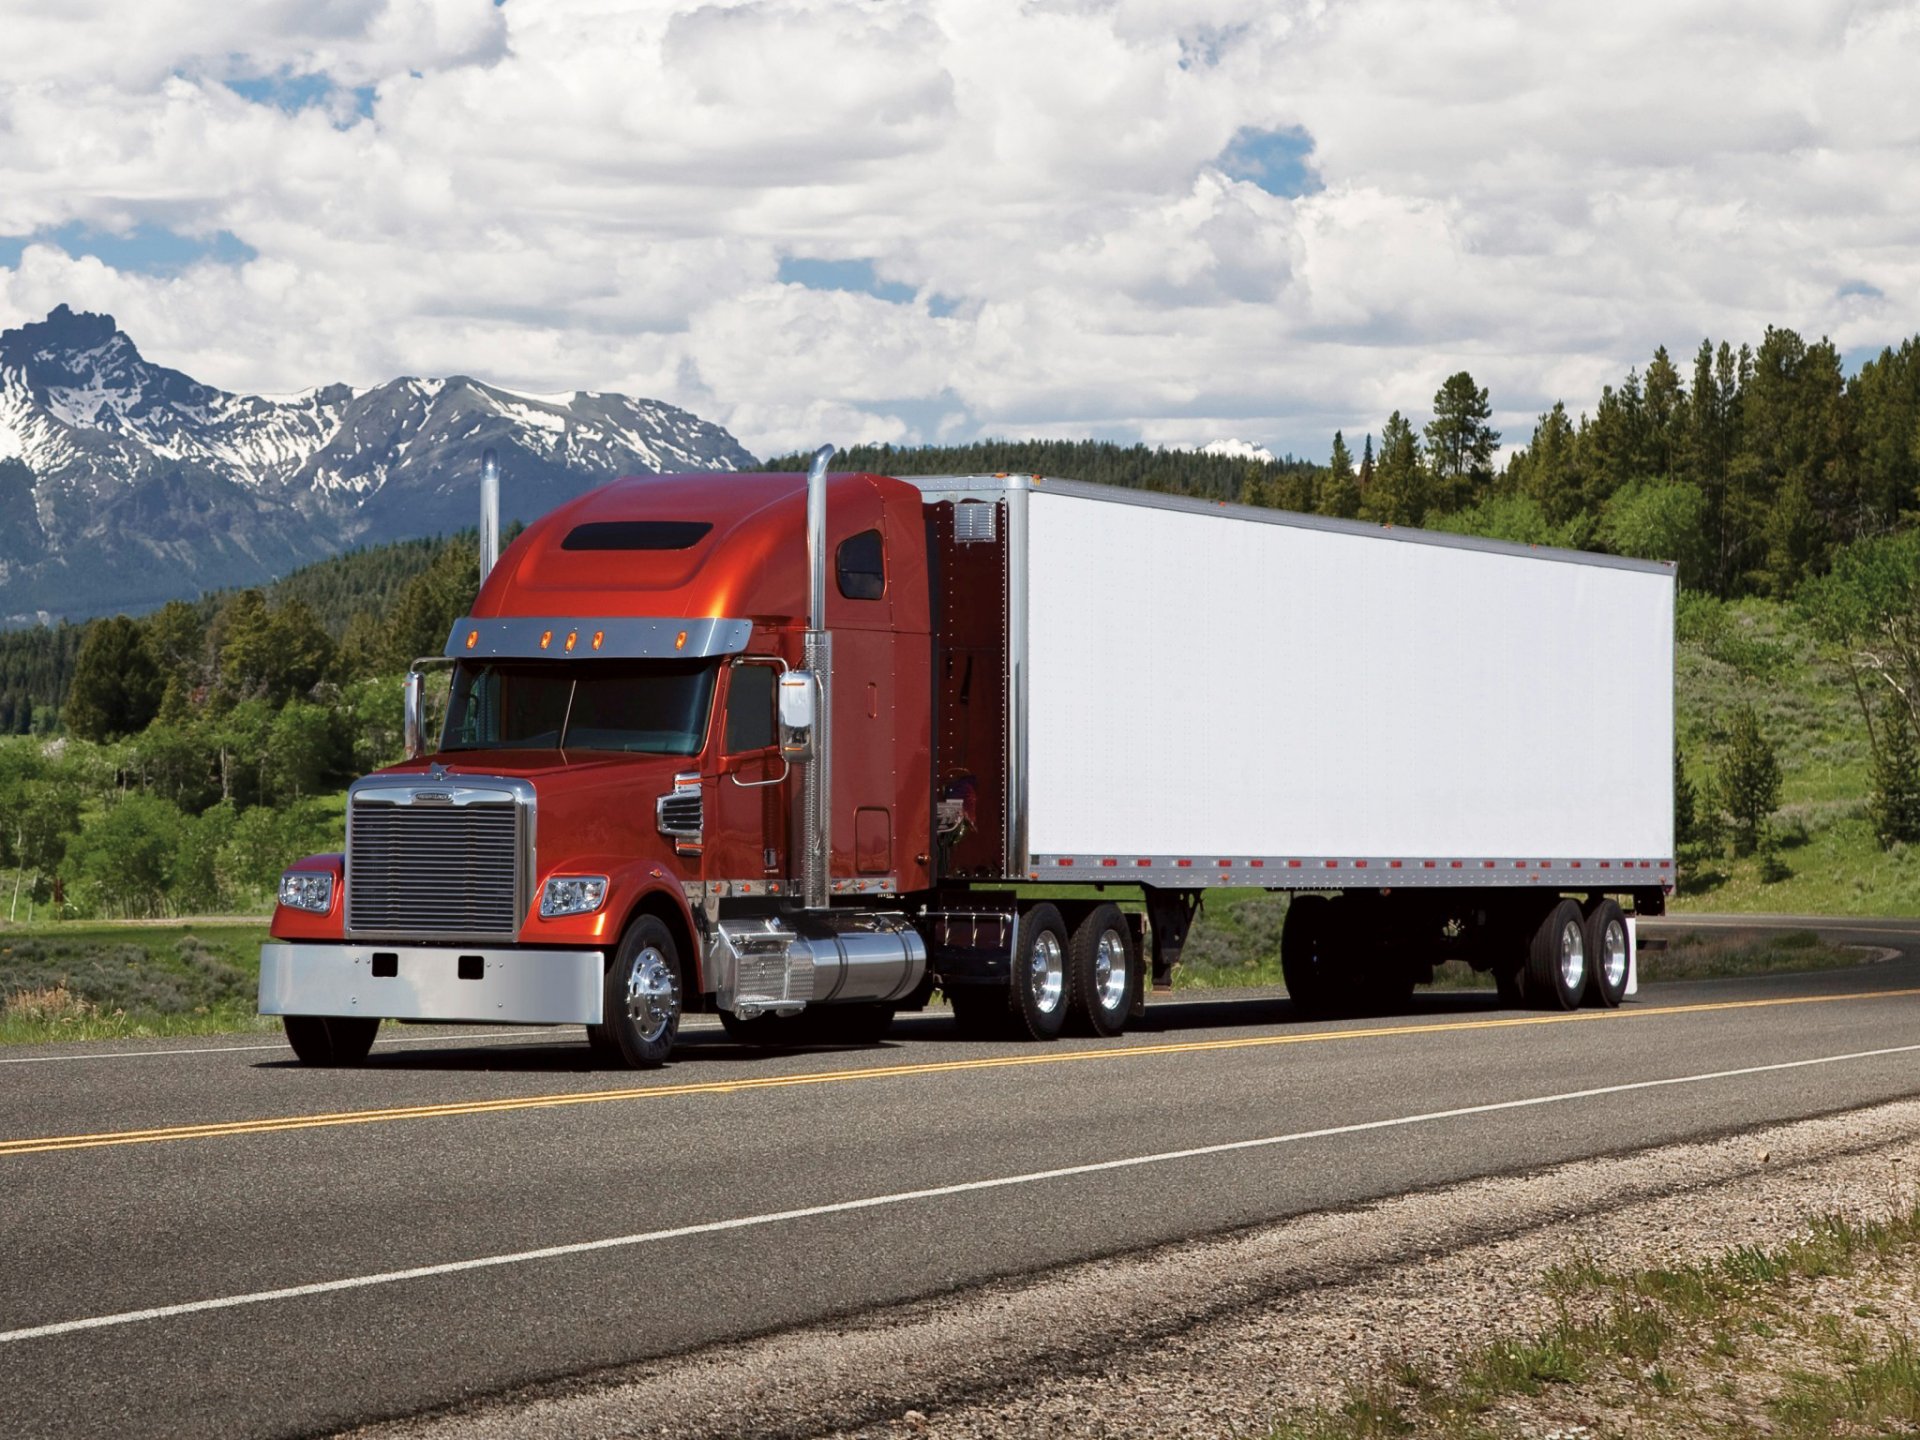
[778,670,816,760]
[403,671,427,760]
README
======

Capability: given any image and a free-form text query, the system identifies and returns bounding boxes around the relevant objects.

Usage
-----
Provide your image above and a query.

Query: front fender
[267,853,346,942]
[523,858,703,994]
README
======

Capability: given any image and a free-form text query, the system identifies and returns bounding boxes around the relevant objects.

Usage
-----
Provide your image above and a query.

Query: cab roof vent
[561,521,713,551]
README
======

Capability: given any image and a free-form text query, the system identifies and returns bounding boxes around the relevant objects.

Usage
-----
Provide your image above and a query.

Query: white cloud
[3,0,1919,464]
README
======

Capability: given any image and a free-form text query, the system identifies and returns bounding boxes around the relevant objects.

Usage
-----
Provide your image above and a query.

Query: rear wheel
[587,916,682,1068]
[1010,903,1071,1040]
[282,1015,379,1066]
[1068,903,1135,1037]
[1583,899,1630,1008]
[1523,899,1588,1011]
[1281,895,1349,1019]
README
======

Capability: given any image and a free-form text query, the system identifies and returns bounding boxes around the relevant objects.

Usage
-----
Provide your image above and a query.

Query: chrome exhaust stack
[479,448,501,581]
[800,443,834,911]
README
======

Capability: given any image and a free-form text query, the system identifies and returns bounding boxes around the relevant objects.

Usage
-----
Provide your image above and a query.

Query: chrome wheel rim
[1093,927,1128,1012]
[1027,930,1065,1014]
[1558,920,1586,994]
[625,946,680,1044]
[1602,919,1628,991]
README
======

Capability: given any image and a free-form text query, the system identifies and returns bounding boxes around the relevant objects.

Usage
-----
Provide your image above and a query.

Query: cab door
[707,657,790,888]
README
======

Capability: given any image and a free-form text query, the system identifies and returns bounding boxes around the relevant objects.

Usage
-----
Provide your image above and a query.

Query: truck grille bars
[345,778,532,942]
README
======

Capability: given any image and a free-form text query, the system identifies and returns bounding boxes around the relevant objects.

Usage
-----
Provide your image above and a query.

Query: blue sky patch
[226,70,375,122]
[779,257,916,306]
[0,223,258,275]
[1216,125,1323,198]
[1838,279,1884,301]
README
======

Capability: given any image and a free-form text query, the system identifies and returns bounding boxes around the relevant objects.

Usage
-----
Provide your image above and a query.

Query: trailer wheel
[1583,899,1630,1008]
[1010,903,1071,1041]
[1523,899,1588,1011]
[587,916,682,1068]
[1281,894,1348,1019]
[282,1015,379,1066]
[1068,903,1134,1037]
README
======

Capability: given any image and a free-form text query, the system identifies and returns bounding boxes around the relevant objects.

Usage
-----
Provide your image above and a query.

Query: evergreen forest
[3,322,1919,920]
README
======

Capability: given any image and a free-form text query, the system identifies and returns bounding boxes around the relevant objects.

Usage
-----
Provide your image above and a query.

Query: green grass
[0,921,274,1043]
[1670,593,1920,916]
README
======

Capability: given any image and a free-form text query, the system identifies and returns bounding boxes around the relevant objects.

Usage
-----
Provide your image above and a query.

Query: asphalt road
[5,913,1920,1439]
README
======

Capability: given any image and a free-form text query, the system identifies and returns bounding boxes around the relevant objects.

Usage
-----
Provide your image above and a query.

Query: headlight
[541,875,608,918]
[278,871,335,914]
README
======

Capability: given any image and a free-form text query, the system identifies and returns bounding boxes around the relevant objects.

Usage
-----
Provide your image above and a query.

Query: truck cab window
[725,663,777,753]
[836,529,885,600]
[441,658,716,755]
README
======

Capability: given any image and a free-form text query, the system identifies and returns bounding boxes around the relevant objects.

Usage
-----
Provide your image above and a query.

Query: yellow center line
[8,985,1920,1158]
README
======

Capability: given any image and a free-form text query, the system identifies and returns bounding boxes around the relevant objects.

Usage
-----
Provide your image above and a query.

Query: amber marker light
[465,630,478,650]
[564,630,578,653]
[591,630,604,651]
[674,630,688,650]
[539,630,553,649]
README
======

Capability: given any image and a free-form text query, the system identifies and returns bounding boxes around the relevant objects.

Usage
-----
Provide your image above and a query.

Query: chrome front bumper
[259,943,604,1025]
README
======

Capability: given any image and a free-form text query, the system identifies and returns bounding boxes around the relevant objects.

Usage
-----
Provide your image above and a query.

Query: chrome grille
[347,797,522,938]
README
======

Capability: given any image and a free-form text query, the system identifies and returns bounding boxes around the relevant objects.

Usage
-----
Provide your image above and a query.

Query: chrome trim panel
[1027,855,1676,890]
[900,474,1676,578]
[1005,479,1030,877]
[259,942,603,1025]
[345,774,536,943]
[443,616,752,660]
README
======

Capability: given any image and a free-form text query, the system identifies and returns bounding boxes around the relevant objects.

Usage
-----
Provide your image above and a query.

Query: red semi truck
[260,448,1676,1066]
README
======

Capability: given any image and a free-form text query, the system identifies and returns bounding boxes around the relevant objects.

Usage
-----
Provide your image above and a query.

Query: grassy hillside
[1671,596,1920,915]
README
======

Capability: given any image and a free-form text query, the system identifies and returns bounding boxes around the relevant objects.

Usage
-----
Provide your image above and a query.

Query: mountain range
[0,306,757,622]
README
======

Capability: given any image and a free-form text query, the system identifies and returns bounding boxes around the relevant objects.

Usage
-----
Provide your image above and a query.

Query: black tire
[1583,898,1630,1008]
[1009,903,1071,1041]
[1522,898,1588,1011]
[1068,903,1135,1037]
[586,916,683,1068]
[1281,895,1349,1019]
[282,1014,379,1066]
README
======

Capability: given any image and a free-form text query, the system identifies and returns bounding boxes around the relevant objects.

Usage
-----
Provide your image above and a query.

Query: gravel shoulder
[345,1098,1920,1440]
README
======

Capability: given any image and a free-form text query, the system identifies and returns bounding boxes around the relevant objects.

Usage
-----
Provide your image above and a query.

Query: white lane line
[0,1031,565,1065]
[8,1039,1920,1346]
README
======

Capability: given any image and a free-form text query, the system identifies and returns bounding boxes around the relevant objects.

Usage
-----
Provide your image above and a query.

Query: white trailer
[911,474,1675,1024]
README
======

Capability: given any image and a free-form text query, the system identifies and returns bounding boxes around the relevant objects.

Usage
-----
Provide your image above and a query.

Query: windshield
[440,659,717,755]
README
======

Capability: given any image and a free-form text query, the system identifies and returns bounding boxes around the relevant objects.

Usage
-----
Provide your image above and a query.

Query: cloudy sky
[2,0,1916,462]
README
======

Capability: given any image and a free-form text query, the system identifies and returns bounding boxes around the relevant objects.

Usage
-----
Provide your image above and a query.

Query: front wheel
[283,1014,379,1066]
[588,916,683,1068]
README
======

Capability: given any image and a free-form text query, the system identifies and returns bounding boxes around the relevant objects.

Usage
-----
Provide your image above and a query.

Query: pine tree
[1870,695,1920,848]
[1424,372,1499,512]
[63,616,164,742]
[1674,747,1699,850]
[1365,412,1426,526]
[1317,431,1361,518]
[1715,705,1782,858]
[1358,434,1375,495]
